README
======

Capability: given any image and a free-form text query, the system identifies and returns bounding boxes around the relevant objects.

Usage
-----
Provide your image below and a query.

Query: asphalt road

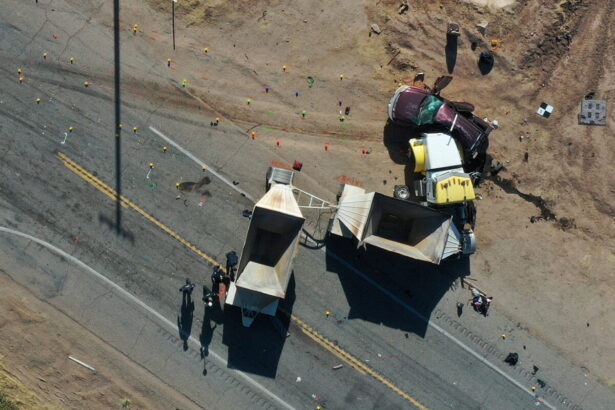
[1,1,613,409]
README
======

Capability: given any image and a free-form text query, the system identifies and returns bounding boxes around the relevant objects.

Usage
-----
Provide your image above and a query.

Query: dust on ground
[0,274,198,410]
[135,0,615,386]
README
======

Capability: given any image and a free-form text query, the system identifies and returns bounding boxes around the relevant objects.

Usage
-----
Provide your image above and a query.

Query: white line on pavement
[148,126,255,202]
[141,130,556,409]
[0,226,295,410]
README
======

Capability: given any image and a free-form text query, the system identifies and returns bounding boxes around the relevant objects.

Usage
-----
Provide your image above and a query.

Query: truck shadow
[382,121,425,200]
[221,273,296,378]
[325,235,469,337]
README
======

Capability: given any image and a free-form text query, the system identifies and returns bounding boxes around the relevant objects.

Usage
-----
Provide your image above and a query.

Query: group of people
[179,251,239,308]
[471,288,492,317]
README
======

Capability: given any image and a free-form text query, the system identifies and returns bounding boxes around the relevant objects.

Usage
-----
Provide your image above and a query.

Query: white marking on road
[326,251,557,410]
[143,129,556,409]
[148,126,255,201]
[0,226,295,410]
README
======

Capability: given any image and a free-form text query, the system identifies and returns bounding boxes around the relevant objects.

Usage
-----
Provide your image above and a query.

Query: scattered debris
[68,355,96,371]
[296,376,302,382]
[536,102,554,118]
[370,24,381,35]
[398,1,409,14]
[478,51,494,74]
[504,352,518,366]
[476,21,488,35]
[578,99,607,125]
[530,216,543,223]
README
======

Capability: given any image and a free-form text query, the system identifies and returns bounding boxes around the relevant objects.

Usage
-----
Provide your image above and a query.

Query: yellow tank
[409,139,426,173]
[433,175,476,204]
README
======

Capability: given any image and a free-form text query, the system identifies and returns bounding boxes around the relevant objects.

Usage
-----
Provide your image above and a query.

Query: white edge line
[326,251,557,410]
[148,126,255,202]
[146,127,555,409]
[0,227,295,410]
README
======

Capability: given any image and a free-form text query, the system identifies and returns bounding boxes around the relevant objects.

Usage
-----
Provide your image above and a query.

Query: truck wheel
[394,185,411,200]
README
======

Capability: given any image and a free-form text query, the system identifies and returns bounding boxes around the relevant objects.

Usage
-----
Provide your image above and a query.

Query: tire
[394,185,411,200]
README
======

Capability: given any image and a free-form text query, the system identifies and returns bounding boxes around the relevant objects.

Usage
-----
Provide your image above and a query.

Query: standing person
[225,251,238,281]
[211,266,225,293]
[481,297,493,317]
[179,278,195,296]
[202,285,216,308]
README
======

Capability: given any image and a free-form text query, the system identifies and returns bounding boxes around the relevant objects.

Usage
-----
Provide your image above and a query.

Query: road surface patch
[56,152,427,409]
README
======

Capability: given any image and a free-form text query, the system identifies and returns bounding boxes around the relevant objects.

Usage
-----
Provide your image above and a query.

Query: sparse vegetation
[0,392,19,410]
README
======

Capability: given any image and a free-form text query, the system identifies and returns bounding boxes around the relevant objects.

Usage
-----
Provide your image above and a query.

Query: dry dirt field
[0,275,198,410]
[2,0,615,403]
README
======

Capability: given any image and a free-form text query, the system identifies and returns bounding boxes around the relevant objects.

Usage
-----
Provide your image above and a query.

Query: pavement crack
[129,322,147,353]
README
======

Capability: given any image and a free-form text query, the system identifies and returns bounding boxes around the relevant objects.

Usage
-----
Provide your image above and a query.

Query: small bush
[0,392,19,410]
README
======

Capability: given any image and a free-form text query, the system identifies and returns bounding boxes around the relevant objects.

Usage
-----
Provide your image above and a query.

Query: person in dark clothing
[480,297,493,316]
[211,266,225,293]
[226,251,238,281]
[179,278,195,296]
[202,285,216,308]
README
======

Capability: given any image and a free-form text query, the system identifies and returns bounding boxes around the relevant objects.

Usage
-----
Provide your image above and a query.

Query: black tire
[394,184,411,200]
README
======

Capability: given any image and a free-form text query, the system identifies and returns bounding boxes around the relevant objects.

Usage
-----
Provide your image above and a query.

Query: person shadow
[177,291,195,351]
[445,33,458,74]
[199,285,222,356]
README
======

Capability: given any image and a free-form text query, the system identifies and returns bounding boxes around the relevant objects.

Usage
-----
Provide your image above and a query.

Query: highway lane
[1,0,606,409]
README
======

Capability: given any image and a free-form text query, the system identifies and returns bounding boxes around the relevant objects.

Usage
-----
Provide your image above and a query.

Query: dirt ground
[0,274,198,410]
[138,0,615,386]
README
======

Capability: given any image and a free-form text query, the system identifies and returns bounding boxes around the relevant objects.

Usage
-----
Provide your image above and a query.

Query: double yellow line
[56,152,219,268]
[57,151,427,409]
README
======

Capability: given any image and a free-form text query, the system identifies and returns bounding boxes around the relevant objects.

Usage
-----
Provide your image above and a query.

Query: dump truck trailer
[329,184,475,264]
[226,169,305,327]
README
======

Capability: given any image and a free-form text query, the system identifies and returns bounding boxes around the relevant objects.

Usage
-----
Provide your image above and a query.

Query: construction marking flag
[536,102,554,118]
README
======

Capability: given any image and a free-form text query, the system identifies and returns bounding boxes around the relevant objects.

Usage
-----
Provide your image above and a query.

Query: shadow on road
[325,235,469,337]
[221,274,295,378]
[98,214,135,244]
[445,34,458,74]
[199,285,222,360]
[178,293,195,351]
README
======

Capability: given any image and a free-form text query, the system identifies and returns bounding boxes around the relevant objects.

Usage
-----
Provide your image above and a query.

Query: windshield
[410,95,443,126]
